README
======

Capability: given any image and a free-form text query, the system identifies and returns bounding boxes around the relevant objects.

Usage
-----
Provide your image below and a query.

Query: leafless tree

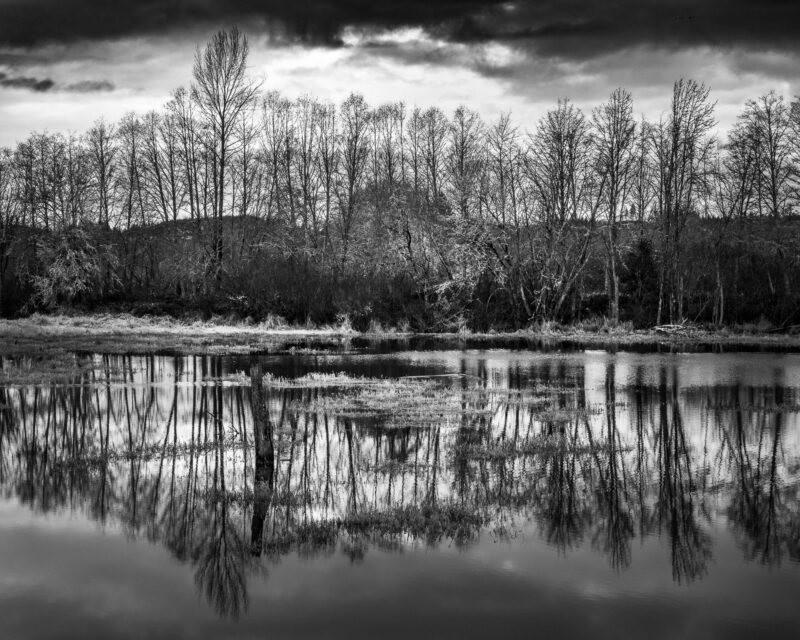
[737,92,794,218]
[446,106,484,220]
[86,119,118,227]
[314,101,338,249]
[593,89,636,323]
[191,27,260,279]
[0,147,22,311]
[653,79,716,324]
[337,93,370,266]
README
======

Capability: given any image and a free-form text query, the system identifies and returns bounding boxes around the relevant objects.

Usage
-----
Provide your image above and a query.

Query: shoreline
[2,313,800,356]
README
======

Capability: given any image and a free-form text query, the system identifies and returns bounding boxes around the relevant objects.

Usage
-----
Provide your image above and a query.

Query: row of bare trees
[1,28,800,326]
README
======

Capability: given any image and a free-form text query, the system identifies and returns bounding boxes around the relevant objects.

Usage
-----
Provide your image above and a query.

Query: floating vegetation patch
[365,460,435,475]
[204,487,312,508]
[534,408,604,424]
[49,437,250,471]
[263,372,409,389]
[200,372,252,386]
[455,435,632,460]
[704,402,800,413]
[277,372,561,430]
[296,383,491,428]
[261,501,486,557]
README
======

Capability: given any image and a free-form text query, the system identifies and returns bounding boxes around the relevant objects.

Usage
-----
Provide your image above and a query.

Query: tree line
[1,27,800,329]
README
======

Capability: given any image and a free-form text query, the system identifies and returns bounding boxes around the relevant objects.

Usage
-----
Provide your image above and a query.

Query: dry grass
[3,313,800,360]
[261,501,486,556]
[263,372,398,389]
[284,373,553,429]
[455,435,632,460]
[0,313,357,357]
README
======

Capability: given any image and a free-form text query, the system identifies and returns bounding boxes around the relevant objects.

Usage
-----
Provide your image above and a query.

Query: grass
[455,435,632,460]
[0,312,357,357]
[261,501,486,556]
[263,372,402,389]
[287,374,549,429]
[48,436,249,472]
[4,312,800,358]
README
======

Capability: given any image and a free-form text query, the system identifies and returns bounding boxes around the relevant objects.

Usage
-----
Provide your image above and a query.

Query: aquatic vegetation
[278,372,555,430]
[49,437,249,471]
[261,502,486,557]
[454,435,629,460]
[263,372,409,389]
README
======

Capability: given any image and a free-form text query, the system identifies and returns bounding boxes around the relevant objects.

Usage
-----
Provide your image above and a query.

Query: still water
[0,344,799,639]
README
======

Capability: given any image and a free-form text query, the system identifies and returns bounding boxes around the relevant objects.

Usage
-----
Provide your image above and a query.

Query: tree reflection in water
[0,351,798,617]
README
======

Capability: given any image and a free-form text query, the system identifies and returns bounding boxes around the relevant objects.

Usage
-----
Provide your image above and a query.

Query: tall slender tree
[191,27,259,281]
[593,88,636,323]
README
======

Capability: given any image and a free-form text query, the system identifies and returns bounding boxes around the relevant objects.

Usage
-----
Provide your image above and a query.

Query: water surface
[0,346,799,639]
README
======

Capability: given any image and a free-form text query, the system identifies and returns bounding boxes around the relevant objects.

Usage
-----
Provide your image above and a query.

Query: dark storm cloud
[0,71,114,92]
[0,71,53,91]
[0,1,798,58]
[466,1,800,60]
[0,1,509,47]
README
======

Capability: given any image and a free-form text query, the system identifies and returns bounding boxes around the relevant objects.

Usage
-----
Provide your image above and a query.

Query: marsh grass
[296,384,493,427]
[277,372,563,430]
[364,460,435,474]
[205,487,312,508]
[50,436,249,471]
[4,314,800,362]
[263,372,401,389]
[0,353,128,385]
[200,372,252,386]
[0,313,356,357]
[261,502,486,556]
[704,401,800,413]
[455,436,632,460]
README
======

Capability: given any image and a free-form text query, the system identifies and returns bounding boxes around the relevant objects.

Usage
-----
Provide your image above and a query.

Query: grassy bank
[2,313,800,357]
[0,312,357,356]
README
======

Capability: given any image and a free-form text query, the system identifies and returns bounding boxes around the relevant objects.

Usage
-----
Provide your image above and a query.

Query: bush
[30,227,119,310]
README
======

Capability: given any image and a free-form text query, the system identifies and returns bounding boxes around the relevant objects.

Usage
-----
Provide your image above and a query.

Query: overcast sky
[0,0,798,146]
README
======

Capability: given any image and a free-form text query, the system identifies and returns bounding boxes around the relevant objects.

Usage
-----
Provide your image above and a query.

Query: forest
[1,28,799,331]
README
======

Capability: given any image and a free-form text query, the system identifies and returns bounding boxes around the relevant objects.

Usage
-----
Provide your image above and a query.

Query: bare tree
[142,111,184,223]
[191,27,260,279]
[314,101,338,249]
[0,147,22,311]
[529,99,594,225]
[62,133,90,228]
[261,91,294,223]
[294,96,321,244]
[630,117,655,223]
[593,89,636,323]
[337,93,370,266]
[737,92,794,218]
[118,113,147,230]
[446,106,484,220]
[525,100,598,320]
[168,88,203,221]
[422,107,448,203]
[86,119,118,227]
[406,107,424,196]
[654,79,716,324]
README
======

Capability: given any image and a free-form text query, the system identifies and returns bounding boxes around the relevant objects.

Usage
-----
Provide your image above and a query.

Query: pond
[0,343,799,639]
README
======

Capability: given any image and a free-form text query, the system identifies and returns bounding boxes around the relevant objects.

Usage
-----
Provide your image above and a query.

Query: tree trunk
[249,361,275,555]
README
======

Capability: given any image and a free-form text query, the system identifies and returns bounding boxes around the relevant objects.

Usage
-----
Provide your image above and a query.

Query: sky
[0,0,798,147]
